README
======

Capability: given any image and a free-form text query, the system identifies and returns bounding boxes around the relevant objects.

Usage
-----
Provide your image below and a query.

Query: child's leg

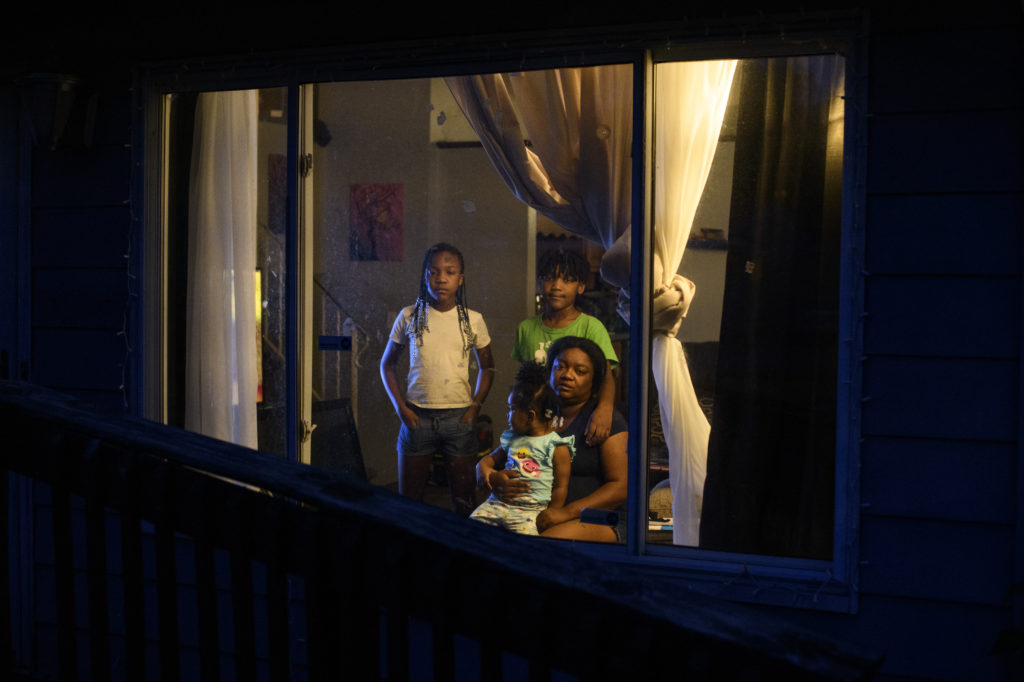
[447,454,478,516]
[471,500,544,535]
[469,498,509,527]
[503,506,542,535]
[438,408,482,516]
[398,453,433,501]
[397,404,437,501]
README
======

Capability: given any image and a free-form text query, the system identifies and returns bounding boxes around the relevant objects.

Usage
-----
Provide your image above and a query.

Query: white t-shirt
[389,304,491,409]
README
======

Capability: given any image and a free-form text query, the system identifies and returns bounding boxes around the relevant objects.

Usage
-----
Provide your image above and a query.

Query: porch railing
[1,382,880,681]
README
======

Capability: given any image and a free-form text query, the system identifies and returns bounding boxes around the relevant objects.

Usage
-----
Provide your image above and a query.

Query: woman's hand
[487,469,530,503]
[536,506,575,533]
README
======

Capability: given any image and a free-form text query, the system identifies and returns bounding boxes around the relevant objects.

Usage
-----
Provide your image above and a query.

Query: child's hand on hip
[399,405,420,428]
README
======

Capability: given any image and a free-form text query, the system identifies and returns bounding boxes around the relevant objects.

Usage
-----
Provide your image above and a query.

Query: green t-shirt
[512,312,619,368]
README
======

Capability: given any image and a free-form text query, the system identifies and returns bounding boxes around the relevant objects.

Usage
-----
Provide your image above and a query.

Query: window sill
[555,539,857,614]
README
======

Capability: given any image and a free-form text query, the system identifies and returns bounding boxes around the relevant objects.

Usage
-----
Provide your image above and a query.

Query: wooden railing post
[117,451,147,681]
[152,459,181,682]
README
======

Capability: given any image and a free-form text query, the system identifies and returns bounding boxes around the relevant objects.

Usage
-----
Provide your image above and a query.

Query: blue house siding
[27,78,133,413]
[840,10,1023,680]
[3,4,1023,680]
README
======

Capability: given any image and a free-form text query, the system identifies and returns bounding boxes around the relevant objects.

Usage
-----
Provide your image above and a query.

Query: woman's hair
[545,335,607,397]
[509,361,561,425]
[410,242,476,353]
[537,247,589,284]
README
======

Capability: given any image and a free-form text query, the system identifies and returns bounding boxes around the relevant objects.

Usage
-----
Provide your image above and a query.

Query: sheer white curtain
[445,65,633,248]
[448,63,735,545]
[652,60,736,545]
[185,90,259,448]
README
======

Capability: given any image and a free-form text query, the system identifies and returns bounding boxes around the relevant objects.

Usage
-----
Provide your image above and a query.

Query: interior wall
[312,78,530,485]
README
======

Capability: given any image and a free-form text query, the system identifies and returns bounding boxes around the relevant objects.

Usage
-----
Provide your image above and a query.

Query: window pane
[164,87,290,458]
[648,55,845,559]
[308,76,536,494]
[255,88,290,457]
[310,68,632,543]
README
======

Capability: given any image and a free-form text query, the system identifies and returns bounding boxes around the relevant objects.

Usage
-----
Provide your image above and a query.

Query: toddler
[471,362,574,535]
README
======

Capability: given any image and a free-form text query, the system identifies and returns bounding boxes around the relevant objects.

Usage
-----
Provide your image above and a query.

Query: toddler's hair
[410,242,476,354]
[537,248,589,284]
[510,361,561,425]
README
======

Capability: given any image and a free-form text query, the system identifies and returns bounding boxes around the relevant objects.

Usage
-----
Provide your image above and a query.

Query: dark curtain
[699,55,844,559]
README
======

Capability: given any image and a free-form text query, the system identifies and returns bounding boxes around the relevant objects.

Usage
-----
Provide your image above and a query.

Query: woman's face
[550,347,595,404]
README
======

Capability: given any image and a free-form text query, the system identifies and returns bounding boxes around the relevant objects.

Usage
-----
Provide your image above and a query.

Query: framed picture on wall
[349,183,404,261]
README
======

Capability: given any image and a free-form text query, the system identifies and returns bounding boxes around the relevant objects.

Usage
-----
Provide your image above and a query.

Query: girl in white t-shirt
[380,242,494,515]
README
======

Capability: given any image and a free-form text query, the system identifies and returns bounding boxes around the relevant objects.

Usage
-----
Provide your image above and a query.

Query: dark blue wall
[3,3,1023,680]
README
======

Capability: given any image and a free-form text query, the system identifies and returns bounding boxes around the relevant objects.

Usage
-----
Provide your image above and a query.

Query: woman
[485,335,628,542]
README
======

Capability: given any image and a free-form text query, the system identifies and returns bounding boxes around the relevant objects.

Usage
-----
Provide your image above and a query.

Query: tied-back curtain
[445,65,633,248]
[652,60,737,546]
[449,63,736,546]
[185,90,259,448]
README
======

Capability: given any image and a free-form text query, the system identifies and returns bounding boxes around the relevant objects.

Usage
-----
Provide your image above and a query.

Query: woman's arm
[546,445,572,510]
[536,432,628,531]
[461,343,495,423]
[478,447,528,501]
[479,446,528,499]
[583,361,617,445]
[380,340,418,427]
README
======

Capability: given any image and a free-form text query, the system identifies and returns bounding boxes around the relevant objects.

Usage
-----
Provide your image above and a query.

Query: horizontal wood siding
[859,516,1014,604]
[803,596,1014,680]
[866,110,1023,194]
[849,10,1024,680]
[31,328,125,393]
[32,207,132,269]
[864,276,1019,358]
[861,356,1016,441]
[867,28,1024,113]
[29,80,133,410]
[866,194,1022,276]
[861,437,1015,524]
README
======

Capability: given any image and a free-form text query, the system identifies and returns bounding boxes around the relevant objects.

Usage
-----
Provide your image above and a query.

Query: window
[645,54,847,561]
[144,32,861,609]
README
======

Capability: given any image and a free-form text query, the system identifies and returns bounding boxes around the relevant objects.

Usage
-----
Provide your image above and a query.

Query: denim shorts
[581,507,627,543]
[397,404,478,459]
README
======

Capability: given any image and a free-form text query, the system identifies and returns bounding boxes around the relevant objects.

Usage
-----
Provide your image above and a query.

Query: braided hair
[410,242,477,354]
[509,361,562,426]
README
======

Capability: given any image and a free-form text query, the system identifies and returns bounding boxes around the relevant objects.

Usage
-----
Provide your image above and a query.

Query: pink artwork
[349,183,404,261]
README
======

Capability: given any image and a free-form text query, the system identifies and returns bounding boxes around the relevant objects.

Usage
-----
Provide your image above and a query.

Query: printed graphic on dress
[510,448,541,478]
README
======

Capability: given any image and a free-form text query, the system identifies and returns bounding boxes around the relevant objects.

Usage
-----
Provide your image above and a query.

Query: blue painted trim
[17,86,32,384]
[1015,107,1024,634]
[831,20,869,612]
[626,53,651,558]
